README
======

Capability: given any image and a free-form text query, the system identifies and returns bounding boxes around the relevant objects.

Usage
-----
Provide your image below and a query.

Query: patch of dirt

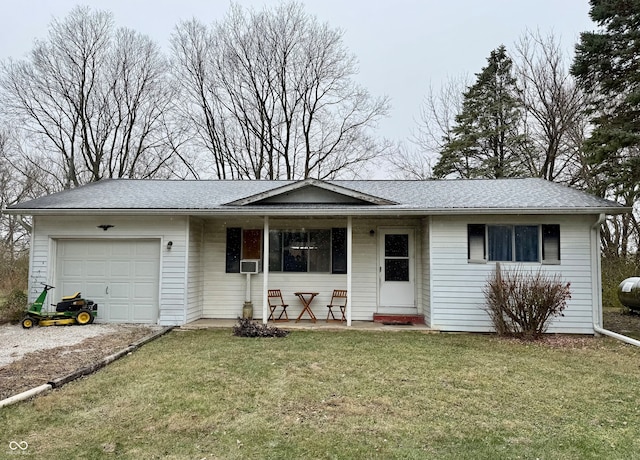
[604,308,640,340]
[0,326,158,401]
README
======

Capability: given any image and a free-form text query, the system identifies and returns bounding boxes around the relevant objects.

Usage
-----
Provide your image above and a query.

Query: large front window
[269,230,331,272]
[468,224,560,264]
[226,227,347,273]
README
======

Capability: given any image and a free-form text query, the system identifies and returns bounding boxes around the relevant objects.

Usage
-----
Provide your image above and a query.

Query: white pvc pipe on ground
[0,384,52,408]
[594,324,640,348]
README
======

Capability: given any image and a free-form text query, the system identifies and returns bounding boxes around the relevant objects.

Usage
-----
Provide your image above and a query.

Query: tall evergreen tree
[571,0,640,256]
[434,45,527,179]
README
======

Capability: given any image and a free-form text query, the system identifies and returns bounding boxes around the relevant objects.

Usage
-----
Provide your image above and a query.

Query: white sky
[0,1,595,145]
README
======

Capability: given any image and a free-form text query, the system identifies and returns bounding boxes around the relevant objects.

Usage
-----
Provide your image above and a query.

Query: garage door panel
[109,261,131,277]
[109,303,130,322]
[61,260,83,277]
[109,282,131,300]
[87,243,109,257]
[59,281,83,299]
[56,239,159,324]
[86,261,107,277]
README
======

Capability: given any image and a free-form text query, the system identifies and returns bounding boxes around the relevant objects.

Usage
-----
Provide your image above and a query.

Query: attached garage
[55,239,160,324]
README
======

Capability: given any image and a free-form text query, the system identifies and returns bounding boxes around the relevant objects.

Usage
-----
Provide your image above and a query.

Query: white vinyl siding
[422,217,431,327]
[186,218,205,323]
[430,214,596,334]
[29,215,189,326]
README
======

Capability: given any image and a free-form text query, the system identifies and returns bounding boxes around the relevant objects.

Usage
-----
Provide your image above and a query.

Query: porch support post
[262,216,269,324]
[347,216,352,326]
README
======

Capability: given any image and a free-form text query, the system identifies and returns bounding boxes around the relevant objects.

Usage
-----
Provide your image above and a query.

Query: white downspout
[591,213,640,347]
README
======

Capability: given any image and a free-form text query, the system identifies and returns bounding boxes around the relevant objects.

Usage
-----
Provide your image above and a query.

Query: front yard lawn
[2,329,640,459]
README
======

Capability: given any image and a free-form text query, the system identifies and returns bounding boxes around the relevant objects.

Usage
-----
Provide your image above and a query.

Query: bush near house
[0,288,28,324]
[483,263,571,338]
[232,317,289,338]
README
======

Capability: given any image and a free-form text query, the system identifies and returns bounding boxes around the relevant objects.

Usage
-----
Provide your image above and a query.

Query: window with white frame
[268,228,347,273]
[225,227,347,274]
[467,224,560,263]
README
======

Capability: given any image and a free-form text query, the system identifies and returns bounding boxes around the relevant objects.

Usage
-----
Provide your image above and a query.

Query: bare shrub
[483,263,571,338]
[232,317,289,338]
[0,288,28,324]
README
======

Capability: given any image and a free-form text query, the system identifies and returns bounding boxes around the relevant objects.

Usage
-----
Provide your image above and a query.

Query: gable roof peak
[224,178,397,206]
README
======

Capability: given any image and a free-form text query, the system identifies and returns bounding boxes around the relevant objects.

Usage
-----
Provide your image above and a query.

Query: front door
[378,228,415,311]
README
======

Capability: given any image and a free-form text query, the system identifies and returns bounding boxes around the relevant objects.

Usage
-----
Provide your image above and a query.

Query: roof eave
[5,206,630,217]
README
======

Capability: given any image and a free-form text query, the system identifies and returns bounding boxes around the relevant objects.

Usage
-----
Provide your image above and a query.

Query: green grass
[2,330,640,459]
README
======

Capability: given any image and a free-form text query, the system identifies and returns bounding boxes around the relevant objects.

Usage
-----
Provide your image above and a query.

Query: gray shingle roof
[6,178,627,216]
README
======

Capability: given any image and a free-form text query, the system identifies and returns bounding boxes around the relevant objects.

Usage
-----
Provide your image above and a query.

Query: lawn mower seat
[61,292,81,301]
[56,292,86,312]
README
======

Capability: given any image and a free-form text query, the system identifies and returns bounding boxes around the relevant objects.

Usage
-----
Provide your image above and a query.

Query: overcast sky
[0,1,595,144]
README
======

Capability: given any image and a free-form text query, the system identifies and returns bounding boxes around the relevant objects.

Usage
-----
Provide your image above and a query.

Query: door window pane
[385,234,408,257]
[385,259,409,281]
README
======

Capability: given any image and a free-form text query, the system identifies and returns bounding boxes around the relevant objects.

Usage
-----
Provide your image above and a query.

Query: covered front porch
[180,318,436,332]
[195,214,429,326]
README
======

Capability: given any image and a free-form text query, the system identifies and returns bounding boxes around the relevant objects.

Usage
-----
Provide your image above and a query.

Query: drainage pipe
[590,213,640,348]
[593,324,640,348]
[0,384,52,408]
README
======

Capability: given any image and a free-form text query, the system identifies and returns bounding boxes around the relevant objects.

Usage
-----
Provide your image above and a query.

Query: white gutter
[4,206,631,217]
[590,213,640,347]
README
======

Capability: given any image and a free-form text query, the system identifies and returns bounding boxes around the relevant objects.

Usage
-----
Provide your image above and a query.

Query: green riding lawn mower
[21,284,98,329]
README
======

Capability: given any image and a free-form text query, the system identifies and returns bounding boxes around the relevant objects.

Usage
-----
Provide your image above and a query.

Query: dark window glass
[309,230,331,272]
[242,229,262,260]
[331,228,347,274]
[515,225,539,262]
[225,227,242,273]
[468,224,486,260]
[488,225,512,261]
[385,259,410,281]
[385,234,409,257]
[542,224,561,261]
[283,231,307,272]
[268,231,282,272]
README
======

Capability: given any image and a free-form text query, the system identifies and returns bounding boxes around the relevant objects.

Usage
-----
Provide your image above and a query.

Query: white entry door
[378,228,415,312]
[56,239,160,323]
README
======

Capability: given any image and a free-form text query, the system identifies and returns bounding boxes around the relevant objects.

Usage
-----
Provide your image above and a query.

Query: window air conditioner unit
[240,259,260,274]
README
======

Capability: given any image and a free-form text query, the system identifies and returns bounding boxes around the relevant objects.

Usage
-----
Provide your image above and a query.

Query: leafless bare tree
[0,6,186,189]
[389,75,468,179]
[171,1,390,180]
[513,30,588,185]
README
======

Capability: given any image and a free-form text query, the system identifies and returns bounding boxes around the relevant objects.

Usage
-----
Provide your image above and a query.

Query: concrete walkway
[180,318,438,333]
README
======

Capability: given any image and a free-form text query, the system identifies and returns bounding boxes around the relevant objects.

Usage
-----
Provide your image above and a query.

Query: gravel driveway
[0,323,163,401]
[0,323,147,367]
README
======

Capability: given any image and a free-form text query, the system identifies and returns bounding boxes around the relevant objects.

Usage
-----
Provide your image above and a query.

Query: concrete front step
[373,314,425,325]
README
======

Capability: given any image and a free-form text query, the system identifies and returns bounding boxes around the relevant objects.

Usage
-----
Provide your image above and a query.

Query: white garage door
[56,239,160,324]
